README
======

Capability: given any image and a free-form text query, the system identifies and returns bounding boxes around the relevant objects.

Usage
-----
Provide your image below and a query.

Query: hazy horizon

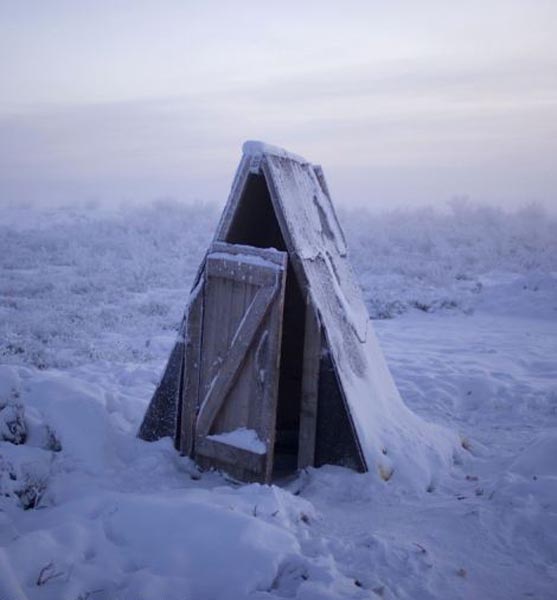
[1,1,556,212]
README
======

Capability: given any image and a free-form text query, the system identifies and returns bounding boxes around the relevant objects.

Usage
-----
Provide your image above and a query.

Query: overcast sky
[1,0,556,210]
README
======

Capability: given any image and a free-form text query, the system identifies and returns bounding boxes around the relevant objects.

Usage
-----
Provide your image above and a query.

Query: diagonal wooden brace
[195,279,279,437]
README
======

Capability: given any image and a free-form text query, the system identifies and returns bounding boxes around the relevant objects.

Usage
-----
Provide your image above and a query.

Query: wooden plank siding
[178,282,204,457]
[195,283,278,437]
[196,438,265,474]
[192,244,287,483]
[297,296,321,469]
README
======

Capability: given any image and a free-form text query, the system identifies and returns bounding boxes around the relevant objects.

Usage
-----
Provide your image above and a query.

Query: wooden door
[192,242,287,483]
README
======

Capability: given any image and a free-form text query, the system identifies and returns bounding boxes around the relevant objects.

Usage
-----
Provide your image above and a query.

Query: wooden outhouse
[139,141,447,484]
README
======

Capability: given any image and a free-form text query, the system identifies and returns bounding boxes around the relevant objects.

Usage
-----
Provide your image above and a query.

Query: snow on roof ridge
[242,140,309,164]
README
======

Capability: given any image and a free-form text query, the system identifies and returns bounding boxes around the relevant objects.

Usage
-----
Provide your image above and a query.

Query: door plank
[206,256,279,287]
[210,241,286,267]
[297,296,321,468]
[192,244,287,483]
[197,275,257,435]
[196,437,265,474]
[256,272,287,482]
[196,282,278,437]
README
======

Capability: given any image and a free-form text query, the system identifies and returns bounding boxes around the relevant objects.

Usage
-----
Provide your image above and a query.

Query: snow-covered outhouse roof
[214,141,457,485]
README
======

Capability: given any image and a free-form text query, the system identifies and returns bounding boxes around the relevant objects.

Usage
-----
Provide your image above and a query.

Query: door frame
[179,242,288,482]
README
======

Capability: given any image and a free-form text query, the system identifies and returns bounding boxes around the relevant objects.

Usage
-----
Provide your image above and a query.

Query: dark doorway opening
[225,173,286,251]
[225,173,306,476]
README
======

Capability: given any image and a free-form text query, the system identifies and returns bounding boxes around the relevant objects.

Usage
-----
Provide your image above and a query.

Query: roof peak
[242,140,309,165]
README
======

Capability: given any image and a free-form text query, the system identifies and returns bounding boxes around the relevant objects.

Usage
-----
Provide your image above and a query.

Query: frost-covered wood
[140,140,457,486]
[193,244,287,482]
[138,318,186,442]
[178,281,203,456]
[297,297,320,469]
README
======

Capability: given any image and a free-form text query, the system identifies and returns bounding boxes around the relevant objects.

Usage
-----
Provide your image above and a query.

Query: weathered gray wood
[206,256,279,287]
[213,278,254,434]
[297,295,321,469]
[208,251,287,483]
[257,155,369,472]
[193,245,287,483]
[196,282,277,436]
[178,281,204,456]
[212,157,252,243]
[138,319,186,442]
[197,275,252,435]
[258,277,286,482]
[313,165,347,256]
[196,437,265,474]
[314,345,366,472]
[259,157,311,297]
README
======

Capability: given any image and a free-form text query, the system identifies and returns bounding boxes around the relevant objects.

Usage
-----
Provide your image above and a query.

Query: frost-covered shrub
[0,199,555,364]
[43,426,62,453]
[0,458,49,510]
[0,398,27,444]
[0,200,216,367]
[0,389,62,510]
[342,201,557,318]
[0,458,18,497]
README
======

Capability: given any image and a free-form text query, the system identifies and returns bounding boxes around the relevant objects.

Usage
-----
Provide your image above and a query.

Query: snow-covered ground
[1,199,556,599]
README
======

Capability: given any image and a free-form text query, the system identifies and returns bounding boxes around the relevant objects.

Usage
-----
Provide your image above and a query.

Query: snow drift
[0,199,555,599]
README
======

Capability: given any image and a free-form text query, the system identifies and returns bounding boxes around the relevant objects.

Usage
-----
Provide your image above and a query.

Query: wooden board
[193,243,287,483]
[178,281,204,456]
[297,295,321,469]
[314,348,366,472]
[138,317,186,443]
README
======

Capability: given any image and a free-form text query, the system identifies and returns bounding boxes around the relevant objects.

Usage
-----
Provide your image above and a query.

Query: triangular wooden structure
[139,141,455,484]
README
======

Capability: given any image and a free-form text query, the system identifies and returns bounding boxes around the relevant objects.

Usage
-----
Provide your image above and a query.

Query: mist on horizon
[1,1,556,212]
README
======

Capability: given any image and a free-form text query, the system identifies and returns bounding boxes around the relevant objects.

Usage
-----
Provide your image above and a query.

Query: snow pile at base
[0,365,314,600]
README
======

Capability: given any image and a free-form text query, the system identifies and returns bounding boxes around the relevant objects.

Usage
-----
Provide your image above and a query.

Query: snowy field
[1,199,556,599]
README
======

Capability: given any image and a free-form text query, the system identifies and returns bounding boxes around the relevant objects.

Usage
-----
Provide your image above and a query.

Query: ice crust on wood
[208,251,285,270]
